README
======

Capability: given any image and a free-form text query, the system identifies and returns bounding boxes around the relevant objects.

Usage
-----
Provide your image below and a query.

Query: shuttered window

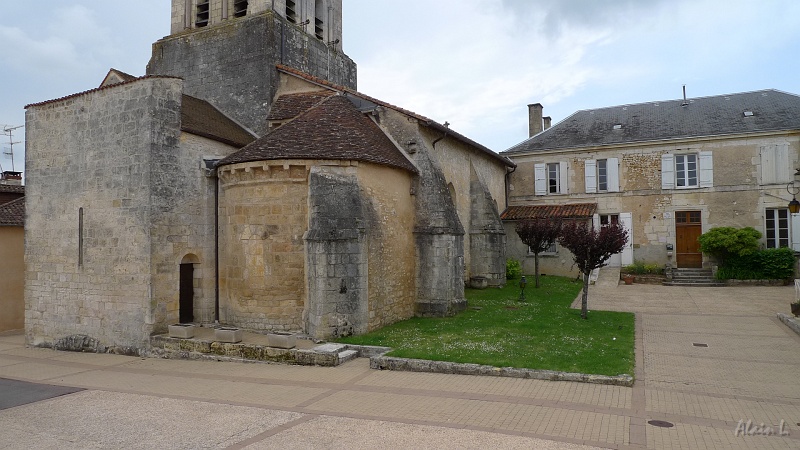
[760,143,791,185]
[766,208,790,248]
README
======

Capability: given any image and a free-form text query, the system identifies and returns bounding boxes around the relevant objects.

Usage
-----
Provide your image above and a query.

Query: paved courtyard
[0,273,798,449]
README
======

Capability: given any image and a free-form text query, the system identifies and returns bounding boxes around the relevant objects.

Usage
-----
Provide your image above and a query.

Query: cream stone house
[502,90,800,277]
[24,0,512,352]
[0,174,24,333]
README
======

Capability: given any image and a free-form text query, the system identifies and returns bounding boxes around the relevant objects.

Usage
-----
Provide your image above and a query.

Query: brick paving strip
[1,282,800,449]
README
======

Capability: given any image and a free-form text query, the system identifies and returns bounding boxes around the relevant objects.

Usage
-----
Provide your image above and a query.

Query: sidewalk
[1,281,799,449]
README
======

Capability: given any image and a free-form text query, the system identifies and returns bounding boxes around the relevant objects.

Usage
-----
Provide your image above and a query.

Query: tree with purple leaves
[558,221,628,319]
[515,218,563,288]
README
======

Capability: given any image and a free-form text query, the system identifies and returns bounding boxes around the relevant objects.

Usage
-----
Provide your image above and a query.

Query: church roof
[100,68,138,87]
[504,89,800,154]
[268,91,336,121]
[0,197,25,226]
[276,65,515,169]
[217,94,418,173]
[181,95,257,148]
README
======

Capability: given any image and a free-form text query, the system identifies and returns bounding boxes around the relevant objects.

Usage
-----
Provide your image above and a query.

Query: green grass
[336,276,635,376]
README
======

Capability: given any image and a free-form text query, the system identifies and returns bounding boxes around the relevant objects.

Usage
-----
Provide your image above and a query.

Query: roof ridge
[570,88,782,114]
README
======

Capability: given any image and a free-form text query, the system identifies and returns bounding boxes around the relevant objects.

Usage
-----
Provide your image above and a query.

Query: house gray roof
[503,89,800,154]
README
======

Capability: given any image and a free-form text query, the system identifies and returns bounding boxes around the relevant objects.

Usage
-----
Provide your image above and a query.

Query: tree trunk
[534,252,541,288]
[581,271,590,319]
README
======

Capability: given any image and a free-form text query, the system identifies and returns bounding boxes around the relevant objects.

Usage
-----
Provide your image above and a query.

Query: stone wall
[170,0,344,50]
[218,160,310,332]
[0,226,24,332]
[24,78,184,351]
[149,10,356,137]
[506,134,800,276]
[149,132,236,330]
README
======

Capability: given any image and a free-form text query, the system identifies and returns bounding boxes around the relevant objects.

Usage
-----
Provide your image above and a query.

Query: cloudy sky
[2,0,800,174]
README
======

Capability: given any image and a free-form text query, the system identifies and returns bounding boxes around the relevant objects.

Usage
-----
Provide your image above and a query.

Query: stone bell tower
[147,0,356,136]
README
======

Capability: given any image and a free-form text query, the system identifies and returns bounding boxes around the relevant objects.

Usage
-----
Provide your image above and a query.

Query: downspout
[214,171,220,323]
[431,122,449,149]
[504,165,516,209]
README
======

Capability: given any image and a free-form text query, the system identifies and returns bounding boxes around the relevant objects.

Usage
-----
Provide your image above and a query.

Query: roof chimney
[528,103,543,137]
[543,116,552,130]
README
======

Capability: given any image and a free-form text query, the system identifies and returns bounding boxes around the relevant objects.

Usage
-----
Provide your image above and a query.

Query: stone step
[338,349,359,364]
[663,281,726,287]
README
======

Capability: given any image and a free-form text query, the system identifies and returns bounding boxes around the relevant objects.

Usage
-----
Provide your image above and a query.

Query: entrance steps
[663,268,726,287]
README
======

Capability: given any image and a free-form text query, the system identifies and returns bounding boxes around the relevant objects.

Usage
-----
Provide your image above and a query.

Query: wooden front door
[179,263,194,323]
[675,211,702,268]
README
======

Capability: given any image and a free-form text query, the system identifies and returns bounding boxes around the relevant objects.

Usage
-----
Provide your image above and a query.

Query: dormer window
[196,0,210,27]
[233,0,248,18]
[286,0,297,23]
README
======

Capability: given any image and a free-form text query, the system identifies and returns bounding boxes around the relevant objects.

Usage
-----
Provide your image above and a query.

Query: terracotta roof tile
[217,94,417,173]
[0,184,24,195]
[501,203,597,220]
[0,197,24,226]
[268,91,335,120]
[181,95,256,148]
[276,65,515,168]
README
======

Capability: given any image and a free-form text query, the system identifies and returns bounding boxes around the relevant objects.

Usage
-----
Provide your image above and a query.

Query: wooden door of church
[179,263,194,323]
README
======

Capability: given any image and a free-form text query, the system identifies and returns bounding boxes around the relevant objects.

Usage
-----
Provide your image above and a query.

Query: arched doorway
[180,254,200,323]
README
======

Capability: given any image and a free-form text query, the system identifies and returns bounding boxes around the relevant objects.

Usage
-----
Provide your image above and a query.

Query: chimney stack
[528,103,543,137]
[543,116,552,130]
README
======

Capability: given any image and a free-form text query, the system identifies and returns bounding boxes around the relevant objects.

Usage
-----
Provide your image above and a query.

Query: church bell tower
[147,0,356,136]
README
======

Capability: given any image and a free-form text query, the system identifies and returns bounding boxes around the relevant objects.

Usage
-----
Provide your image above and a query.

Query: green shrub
[716,247,795,280]
[698,227,761,263]
[506,258,522,280]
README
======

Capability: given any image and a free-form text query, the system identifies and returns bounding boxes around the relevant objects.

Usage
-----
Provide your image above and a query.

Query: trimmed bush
[506,258,522,280]
[698,227,761,263]
[716,247,795,280]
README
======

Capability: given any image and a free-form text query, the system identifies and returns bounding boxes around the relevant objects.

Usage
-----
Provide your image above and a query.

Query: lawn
[336,275,635,376]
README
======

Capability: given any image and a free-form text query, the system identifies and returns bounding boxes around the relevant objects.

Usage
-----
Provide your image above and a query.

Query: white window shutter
[592,213,600,231]
[760,145,776,185]
[661,154,674,189]
[585,160,597,193]
[534,163,546,196]
[607,157,620,192]
[619,212,633,266]
[776,143,791,183]
[699,151,713,188]
[792,213,800,252]
[559,161,569,194]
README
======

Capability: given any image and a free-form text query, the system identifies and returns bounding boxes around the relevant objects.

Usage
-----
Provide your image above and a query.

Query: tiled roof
[276,65,515,168]
[268,91,336,120]
[0,184,24,195]
[0,197,24,226]
[181,95,256,148]
[504,89,800,154]
[501,203,597,220]
[217,94,418,173]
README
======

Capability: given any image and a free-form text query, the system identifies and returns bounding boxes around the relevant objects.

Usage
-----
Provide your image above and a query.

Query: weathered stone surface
[371,356,634,387]
[148,10,356,137]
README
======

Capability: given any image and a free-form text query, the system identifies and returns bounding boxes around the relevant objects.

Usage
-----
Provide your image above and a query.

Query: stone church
[24,0,513,353]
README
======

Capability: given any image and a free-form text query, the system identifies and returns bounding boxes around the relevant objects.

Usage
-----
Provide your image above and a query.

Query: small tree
[698,226,761,265]
[515,218,562,288]
[558,221,628,319]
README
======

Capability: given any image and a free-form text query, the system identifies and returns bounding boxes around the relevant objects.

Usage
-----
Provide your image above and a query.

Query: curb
[369,355,634,387]
[777,313,800,337]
